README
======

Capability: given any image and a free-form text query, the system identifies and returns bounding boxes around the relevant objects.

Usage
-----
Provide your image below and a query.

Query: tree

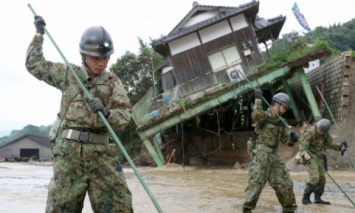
[109,38,164,162]
[110,37,164,104]
[311,19,355,52]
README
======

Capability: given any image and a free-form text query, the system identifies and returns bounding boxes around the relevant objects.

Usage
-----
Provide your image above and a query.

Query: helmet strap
[81,54,88,67]
[272,103,281,117]
[271,102,280,118]
[81,54,96,76]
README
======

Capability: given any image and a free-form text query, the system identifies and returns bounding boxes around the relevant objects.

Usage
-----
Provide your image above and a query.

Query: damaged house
[131,0,335,167]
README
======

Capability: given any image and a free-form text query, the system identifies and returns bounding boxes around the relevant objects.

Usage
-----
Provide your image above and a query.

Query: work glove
[290,131,299,143]
[254,88,262,99]
[340,140,349,156]
[34,16,46,35]
[88,98,111,119]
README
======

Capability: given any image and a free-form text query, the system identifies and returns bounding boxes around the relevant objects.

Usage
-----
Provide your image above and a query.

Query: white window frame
[208,46,242,72]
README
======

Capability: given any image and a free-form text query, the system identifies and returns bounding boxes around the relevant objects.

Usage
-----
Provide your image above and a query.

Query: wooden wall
[165,27,265,97]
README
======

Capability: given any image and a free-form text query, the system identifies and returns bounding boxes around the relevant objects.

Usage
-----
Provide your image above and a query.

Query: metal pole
[297,68,322,120]
[27,4,163,212]
[315,86,355,169]
[281,78,302,124]
[153,133,165,163]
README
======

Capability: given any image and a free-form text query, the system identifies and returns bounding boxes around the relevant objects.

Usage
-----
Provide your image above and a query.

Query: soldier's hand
[340,140,348,156]
[34,16,46,35]
[290,131,299,143]
[88,98,110,118]
[254,88,262,99]
[304,153,311,160]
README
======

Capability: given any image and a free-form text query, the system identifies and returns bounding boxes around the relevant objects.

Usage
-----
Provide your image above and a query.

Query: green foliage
[110,37,164,104]
[259,18,355,74]
[110,51,140,94]
[258,33,332,73]
[311,18,355,52]
[0,125,51,147]
[287,40,329,61]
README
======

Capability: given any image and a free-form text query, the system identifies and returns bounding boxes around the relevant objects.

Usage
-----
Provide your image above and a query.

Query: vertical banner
[292,2,311,31]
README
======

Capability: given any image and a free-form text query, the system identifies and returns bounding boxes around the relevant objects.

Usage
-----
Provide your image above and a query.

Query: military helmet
[79,26,114,56]
[317,119,331,133]
[272,92,292,110]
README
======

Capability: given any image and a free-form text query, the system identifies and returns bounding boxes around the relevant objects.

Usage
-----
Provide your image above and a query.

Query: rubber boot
[314,193,330,204]
[302,192,312,205]
[242,208,252,213]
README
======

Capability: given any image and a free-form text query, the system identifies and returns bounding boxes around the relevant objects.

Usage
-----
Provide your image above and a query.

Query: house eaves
[254,15,286,44]
[151,0,259,55]
[150,59,171,74]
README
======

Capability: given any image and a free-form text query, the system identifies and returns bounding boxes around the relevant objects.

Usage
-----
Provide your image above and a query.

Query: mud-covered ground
[0,162,354,213]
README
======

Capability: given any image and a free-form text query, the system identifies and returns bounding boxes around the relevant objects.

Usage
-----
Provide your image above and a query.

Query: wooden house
[130,1,292,166]
[133,0,286,128]
[152,1,285,94]
[130,0,336,167]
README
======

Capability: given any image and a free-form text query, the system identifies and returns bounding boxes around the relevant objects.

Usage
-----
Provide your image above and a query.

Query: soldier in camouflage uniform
[26,16,133,212]
[243,90,299,213]
[300,118,348,205]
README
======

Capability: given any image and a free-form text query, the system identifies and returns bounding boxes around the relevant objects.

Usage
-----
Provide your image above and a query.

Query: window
[208,46,241,72]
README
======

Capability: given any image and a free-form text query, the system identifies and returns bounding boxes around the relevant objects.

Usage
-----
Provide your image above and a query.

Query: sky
[0,0,354,137]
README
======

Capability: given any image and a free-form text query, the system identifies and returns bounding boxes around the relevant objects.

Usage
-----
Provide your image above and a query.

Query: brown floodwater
[0,162,354,213]
[127,163,355,213]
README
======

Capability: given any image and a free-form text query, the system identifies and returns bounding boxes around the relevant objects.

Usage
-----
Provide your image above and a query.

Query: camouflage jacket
[300,126,340,156]
[25,35,132,135]
[252,99,294,148]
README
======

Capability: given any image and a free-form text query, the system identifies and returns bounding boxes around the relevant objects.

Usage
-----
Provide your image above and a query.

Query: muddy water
[126,163,355,213]
[0,162,354,213]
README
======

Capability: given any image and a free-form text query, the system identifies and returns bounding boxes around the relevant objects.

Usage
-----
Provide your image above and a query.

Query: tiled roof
[151,1,259,47]
[150,0,285,56]
[254,15,286,43]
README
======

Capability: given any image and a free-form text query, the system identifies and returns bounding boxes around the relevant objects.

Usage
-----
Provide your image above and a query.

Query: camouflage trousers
[45,138,133,213]
[243,151,297,211]
[304,157,326,195]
